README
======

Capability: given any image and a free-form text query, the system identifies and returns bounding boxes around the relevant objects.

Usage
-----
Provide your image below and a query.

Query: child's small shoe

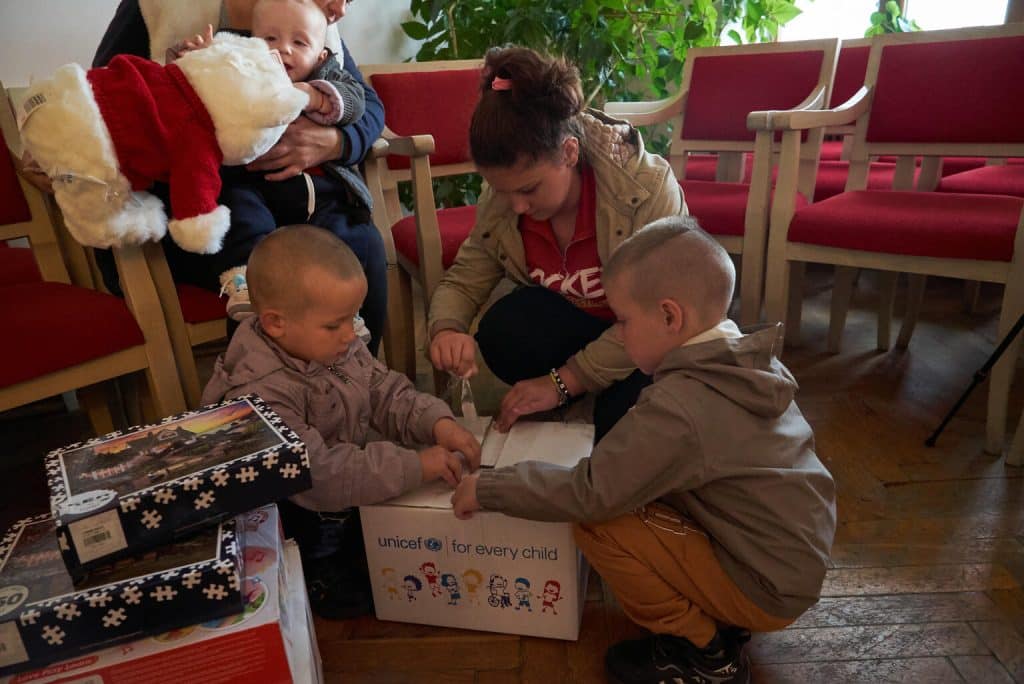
[353,314,371,345]
[305,555,374,620]
[218,265,253,321]
[604,630,750,684]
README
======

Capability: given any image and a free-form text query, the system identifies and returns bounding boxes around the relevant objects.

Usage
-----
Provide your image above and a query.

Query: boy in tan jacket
[452,216,835,684]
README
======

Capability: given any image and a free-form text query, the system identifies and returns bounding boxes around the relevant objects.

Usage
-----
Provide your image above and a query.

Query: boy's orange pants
[573,503,793,647]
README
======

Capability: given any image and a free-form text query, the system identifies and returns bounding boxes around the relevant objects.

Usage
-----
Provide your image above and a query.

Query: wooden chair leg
[963,280,983,313]
[383,265,417,381]
[1007,406,1024,467]
[785,262,805,346]
[763,256,791,354]
[986,285,1024,456]
[896,274,927,349]
[79,384,115,436]
[827,266,858,354]
[876,271,899,351]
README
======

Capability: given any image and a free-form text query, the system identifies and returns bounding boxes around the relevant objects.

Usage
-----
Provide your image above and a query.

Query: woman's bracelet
[548,368,571,407]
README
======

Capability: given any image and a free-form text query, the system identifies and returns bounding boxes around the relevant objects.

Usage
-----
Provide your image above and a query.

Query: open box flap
[379,421,595,510]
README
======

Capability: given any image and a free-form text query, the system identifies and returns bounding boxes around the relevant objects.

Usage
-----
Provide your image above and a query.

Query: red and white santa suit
[18,32,308,254]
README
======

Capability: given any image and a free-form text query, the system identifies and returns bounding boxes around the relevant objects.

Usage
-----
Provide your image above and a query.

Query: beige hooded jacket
[427,109,688,393]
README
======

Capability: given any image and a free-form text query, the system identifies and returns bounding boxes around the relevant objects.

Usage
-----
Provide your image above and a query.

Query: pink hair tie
[491,76,513,91]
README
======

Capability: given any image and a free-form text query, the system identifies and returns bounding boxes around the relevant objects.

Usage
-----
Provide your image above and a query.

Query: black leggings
[474,286,650,442]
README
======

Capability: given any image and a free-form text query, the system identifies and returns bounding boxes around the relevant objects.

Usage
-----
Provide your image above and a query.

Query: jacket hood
[654,323,796,418]
[205,318,344,398]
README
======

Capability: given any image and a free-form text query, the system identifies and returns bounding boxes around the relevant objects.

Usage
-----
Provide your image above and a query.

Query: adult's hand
[246,116,344,181]
[19,151,53,194]
[429,330,479,378]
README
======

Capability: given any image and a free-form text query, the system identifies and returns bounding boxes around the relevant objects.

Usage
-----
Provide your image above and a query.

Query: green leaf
[401,21,431,39]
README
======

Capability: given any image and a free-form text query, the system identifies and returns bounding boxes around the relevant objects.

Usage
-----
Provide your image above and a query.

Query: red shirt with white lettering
[519,164,613,320]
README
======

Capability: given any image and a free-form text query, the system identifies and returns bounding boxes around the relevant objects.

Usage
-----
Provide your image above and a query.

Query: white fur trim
[20,65,168,248]
[139,0,222,64]
[175,33,308,164]
[169,205,231,254]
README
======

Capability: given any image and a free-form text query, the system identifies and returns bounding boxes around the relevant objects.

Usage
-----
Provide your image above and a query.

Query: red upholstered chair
[605,39,839,325]
[937,162,1024,198]
[361,60,483,383]
[760,25,1024,456]
[142,244,227,408]
[0,100,186,431]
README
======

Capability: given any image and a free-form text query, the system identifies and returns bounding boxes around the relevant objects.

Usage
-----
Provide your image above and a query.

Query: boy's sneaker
[353,314,371,345]
[218,265,253,321]
[605,629,750,684]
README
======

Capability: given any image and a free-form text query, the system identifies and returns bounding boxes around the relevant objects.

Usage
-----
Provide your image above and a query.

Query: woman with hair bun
[428,46,688,441]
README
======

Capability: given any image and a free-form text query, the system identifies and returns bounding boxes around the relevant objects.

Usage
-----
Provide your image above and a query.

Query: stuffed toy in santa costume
[17,32,308,254]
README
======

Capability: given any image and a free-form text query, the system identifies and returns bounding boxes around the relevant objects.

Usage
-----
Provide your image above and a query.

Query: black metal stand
[925,312,1024,447]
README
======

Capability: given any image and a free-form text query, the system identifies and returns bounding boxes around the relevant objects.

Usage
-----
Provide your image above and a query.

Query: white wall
[0,0,416,88]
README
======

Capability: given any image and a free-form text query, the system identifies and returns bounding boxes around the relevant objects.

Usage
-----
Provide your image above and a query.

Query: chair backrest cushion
[866,35,1024,144]
[0,128,32,226]
[370,68,481,171]
[682,49,825,142]
[830,44,871,108]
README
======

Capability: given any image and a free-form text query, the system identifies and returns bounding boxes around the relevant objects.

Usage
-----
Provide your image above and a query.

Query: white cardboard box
[1,506,322,684]
[360,421,593,641]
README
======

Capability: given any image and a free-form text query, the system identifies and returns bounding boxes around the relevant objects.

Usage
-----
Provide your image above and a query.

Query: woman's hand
[246,116,344,181]
[494,376,562,432]
[429,330,479,378]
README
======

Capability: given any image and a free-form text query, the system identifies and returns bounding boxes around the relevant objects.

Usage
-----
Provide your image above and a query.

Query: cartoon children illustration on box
[487,574,512,609]
[440,573,461,606]
[462,569,483,606]
[403,575,422,602]
[381,567,401,601]
[541,579,564,615]
[420,561,443,597]
[514,577,533,612]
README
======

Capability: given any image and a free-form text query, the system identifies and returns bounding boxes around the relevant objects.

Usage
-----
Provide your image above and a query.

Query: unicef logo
[425,537,443,552]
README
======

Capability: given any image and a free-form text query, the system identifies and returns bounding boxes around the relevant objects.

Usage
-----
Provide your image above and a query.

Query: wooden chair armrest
[382,128,436,158]
[603,89,687,126]
[367,137,390,160]
[748,86,872,132]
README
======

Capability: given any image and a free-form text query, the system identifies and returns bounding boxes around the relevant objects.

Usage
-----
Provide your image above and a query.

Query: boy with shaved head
[203,225,480,619]
[452,216,835,684]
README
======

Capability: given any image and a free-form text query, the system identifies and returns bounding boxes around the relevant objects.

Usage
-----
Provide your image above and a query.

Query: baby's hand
[166,24,215,62]
[418,446,462,487]
[451,472,481,519]
[433,418,481,471]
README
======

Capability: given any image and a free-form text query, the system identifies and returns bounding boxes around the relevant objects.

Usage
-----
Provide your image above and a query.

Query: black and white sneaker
[605,629,750,684]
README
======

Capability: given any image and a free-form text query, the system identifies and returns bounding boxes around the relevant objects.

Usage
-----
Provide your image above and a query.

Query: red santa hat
[87,57,233,254]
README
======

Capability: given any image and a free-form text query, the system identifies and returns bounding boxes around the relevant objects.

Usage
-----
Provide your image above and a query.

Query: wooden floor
[3,269,1023,683]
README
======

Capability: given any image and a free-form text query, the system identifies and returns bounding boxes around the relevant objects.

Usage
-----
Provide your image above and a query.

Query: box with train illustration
[360,420,593,641]
[0,514,242,677]
[0,505,322,684]
[45,395,310,575]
